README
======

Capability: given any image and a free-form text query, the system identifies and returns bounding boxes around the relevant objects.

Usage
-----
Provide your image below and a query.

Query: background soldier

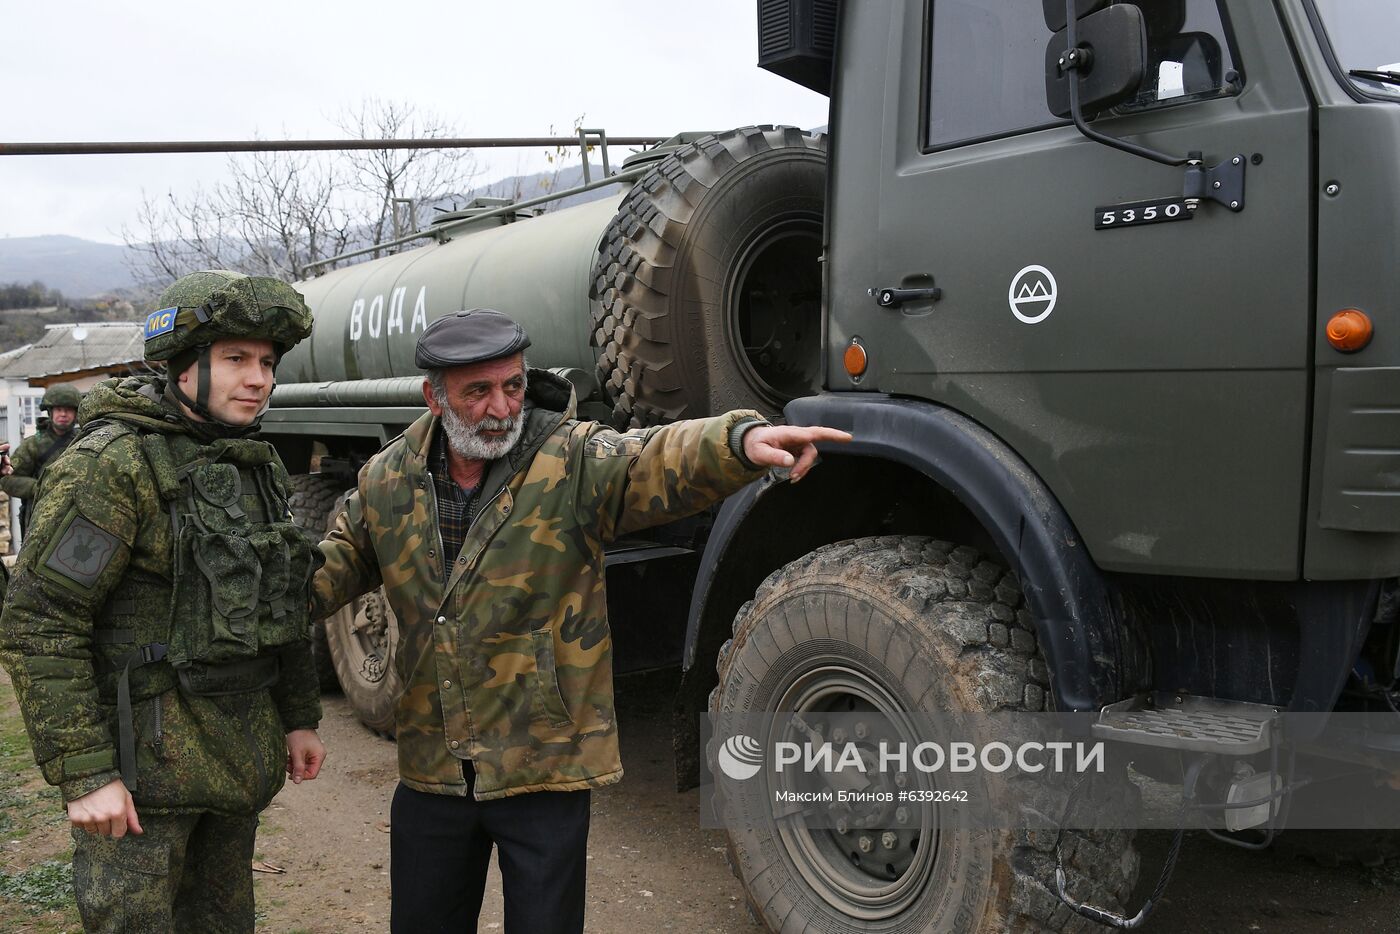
[1,381,84,536]
[313,309,849,933]
[0,270,327,934]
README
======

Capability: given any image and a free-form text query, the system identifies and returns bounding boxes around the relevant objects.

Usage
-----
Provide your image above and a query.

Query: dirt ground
[4,668,1400,933]
[247,672,755,933]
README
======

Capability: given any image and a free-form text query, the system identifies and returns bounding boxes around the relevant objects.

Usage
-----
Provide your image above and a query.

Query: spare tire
[591,125,826,427]
[290,472,402,735]
[287,474,344,693]
[325,586,402,736]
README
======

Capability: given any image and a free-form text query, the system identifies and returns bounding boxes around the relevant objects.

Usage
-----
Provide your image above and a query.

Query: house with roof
[0,321,147,551]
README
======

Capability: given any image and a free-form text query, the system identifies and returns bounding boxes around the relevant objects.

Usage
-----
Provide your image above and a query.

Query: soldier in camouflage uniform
[1,381,84,536]
[0,270,327,934]
[313,309,849,933]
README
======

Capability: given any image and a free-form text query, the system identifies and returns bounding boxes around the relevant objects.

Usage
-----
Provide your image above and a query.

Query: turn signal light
[1326,309,1373,353]
[844,341,868,378]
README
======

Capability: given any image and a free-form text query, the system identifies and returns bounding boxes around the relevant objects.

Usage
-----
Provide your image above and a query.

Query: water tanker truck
[264,1,1400,930]
[267,125,827,725]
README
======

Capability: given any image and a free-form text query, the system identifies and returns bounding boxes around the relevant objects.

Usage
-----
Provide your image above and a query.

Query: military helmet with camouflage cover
[40,382,82,410]
[145,270,313,362]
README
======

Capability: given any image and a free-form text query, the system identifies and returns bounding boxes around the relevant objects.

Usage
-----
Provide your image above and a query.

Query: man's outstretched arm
[576,410,851,541]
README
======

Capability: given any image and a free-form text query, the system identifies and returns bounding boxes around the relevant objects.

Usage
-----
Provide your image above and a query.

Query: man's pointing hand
[742,425,853,482]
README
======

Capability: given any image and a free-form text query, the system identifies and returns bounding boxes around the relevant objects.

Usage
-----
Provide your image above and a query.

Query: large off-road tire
[325,586,402,736]
[590,125,826,428]
[711,537,1140,933]
[288,474,343,693]
[289,473,402,735]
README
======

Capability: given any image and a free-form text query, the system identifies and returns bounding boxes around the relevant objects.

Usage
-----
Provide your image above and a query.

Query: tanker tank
[274,125,827,432]
[282,195,623,387]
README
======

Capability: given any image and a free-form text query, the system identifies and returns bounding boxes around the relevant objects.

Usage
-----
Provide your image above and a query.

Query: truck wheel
[287,474,343,693]
[299,481,403,739]
[289,474,403,734]
[591,125,826,427]
[712,537,1139,933]
[324,586,402,736]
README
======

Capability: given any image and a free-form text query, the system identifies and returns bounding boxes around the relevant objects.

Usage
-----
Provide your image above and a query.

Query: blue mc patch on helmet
[145,307,179,340]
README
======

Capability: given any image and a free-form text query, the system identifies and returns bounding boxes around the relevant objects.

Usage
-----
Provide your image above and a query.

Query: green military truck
[262,0,1400,929]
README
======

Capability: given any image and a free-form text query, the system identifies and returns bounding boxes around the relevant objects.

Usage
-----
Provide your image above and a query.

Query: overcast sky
[3,1,829,244]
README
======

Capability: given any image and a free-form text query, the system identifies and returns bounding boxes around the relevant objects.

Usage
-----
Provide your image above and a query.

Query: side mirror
[1045,4,1148,117]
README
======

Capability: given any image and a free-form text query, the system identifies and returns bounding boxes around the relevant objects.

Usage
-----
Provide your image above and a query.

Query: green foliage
[0,684,82,931]
[1,690,40,841]
[0,861,74,912]
[0,296,145,355]
[0,281,63,312]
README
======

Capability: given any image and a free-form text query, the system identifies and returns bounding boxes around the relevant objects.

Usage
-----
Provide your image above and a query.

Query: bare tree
[122,149,352,292]
[122,99,481,291]
[477,115,593,212]
[122,150,356,292]
[223,150,356,280]
[123,186,234,291]
[334,99,480,254]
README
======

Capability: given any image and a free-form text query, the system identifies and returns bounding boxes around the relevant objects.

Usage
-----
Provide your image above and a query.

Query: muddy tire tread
[711,536,1139,933]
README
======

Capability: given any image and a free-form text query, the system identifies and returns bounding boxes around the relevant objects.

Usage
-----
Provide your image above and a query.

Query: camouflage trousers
[70,810,258,933]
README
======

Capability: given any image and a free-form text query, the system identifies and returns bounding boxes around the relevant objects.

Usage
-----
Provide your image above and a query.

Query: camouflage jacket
[0,376,321,813]
[0,423,75,501]
[314,369,765,800]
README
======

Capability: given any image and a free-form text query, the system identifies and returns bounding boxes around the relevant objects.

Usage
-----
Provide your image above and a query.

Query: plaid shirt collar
[431,428,481,564]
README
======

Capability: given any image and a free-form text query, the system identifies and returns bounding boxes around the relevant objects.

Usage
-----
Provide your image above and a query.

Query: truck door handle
[869,285,942,308]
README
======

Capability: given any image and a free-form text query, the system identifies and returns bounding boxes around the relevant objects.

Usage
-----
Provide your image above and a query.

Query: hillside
[0,235,136,298]
[0,162,626,299]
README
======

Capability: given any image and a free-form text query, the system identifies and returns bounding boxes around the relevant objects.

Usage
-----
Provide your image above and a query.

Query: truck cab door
[826,0,1314,579]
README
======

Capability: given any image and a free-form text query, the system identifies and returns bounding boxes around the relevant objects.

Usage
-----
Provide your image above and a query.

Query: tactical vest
[88,426,319,785]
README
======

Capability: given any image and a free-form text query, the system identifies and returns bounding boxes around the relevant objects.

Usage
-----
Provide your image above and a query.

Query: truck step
[1093,694,1280,755]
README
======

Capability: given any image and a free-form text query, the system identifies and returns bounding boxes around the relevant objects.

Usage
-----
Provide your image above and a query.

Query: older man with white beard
[312,308,849,933]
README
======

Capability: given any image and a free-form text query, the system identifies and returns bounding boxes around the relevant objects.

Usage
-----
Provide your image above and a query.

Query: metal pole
[390,198,417,239]
[579,128,613,178]
[0,136,667,157]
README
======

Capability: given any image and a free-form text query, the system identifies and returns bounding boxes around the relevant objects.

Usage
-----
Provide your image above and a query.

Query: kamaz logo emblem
[145,307,178,338]
[1009,266,1057,324]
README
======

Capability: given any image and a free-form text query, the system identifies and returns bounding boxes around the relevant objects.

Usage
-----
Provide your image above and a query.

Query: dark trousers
[71,810,258,934]
[390,780,591,934]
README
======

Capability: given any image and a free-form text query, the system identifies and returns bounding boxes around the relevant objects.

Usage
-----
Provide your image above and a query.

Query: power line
[0,137,667,157]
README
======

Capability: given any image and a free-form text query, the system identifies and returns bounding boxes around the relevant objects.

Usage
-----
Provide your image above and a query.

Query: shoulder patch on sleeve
[73,422,132,456]
[42,515,121,588]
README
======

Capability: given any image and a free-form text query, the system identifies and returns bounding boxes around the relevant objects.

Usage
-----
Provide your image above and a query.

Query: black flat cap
[415,309,532,369]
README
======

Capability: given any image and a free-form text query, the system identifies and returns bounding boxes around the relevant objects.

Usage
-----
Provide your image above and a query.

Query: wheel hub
[350,593,390,684]
[728,217,823,405]
[767,663,939,921]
